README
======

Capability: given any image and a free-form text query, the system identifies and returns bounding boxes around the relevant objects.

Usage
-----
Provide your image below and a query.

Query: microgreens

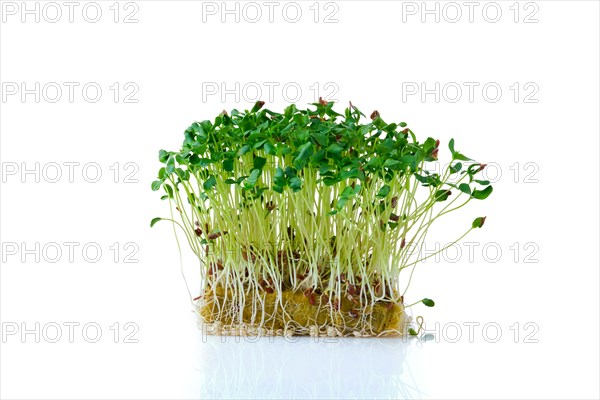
[151,100,493,337]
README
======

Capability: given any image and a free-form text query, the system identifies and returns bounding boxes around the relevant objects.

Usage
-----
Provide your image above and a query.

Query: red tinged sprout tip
[208,231,228,240]
[347,284,360,296]
[253,101,265,111]
[472,216,487,229]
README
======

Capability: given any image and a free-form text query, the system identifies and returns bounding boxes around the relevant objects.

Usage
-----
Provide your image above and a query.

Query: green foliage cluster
[151,100,492,334]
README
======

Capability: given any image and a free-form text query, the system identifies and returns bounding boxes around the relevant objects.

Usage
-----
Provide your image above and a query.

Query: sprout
[151,101,493,337]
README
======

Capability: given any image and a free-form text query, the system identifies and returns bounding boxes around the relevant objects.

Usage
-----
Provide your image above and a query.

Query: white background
[1,1,599,399]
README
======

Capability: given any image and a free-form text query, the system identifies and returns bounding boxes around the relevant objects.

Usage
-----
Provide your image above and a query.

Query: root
[196,284,409,337]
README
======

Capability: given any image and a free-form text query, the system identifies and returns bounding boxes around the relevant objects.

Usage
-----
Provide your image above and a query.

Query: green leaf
[340,185,354,199]
[366,157,382,168]
[175,168,186,180]
[449,162,462,174]
[415,173,440,187]
[274,167,285,179]
[472,185,493,200]
[384,123,398,132]
[237,144,251,157]
[312,131,328,147]
[311,149,326,164]
[453,152,472,161]
[264,142,277,156]
[474,179,490,185]
[376,185,391,198]
[198,158,213,168]
[284,103,297,118]
[383,159,400,168]
[253,156,267,170]
[422,298,435,307]
[467,164,485,175]
[223,158,234,172]
[245,169,261,187]
[151,180,162,191]
[189,154,200,165]
[448,139,472,161]
[164,183,174,198]
[280,145,292,155]
[472,216,487,229]
[323,177,338,186]
[289,176,303,192]
[175,154,187,165]
[166,156,175,174]
[458,183,471,195]
[408,328,418,336]
[203,175,217,190]
[434,189,452,202]
[284,166,297,179]
[150,217,162,228]
[253,139,267,150]
[294,142,314,170]
[158,150,169,163]
[327,143,344,154]
[339,168,359,180]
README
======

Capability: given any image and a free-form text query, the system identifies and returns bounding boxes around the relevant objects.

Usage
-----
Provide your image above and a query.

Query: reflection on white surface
[194,335,428,399]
